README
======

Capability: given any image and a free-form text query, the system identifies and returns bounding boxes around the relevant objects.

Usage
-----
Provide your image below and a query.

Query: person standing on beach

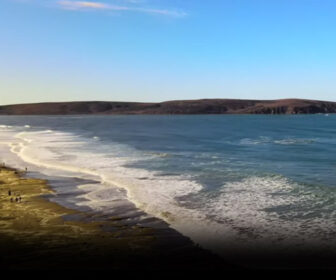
[8,190,11,196]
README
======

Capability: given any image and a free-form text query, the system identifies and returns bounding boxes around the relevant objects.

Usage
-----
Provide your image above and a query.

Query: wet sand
[0,166,236,271]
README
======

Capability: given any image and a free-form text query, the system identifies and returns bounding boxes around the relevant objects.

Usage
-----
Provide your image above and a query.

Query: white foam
[0,125,12,129]
[240,136,316,146]
[194,175,336,254]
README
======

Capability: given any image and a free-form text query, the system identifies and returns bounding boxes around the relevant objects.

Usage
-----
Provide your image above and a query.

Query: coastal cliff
[0,98,336,115]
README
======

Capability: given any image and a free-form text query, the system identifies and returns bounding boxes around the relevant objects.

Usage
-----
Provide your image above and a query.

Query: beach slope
[0,167,234,270]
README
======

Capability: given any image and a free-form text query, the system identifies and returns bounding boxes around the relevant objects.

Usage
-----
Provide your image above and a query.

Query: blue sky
[1,0,336,105]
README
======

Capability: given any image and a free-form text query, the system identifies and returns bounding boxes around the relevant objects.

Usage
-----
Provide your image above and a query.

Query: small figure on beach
[25,167,27,172]
[8,190,11,196]
[10,198,13,203]
[15,197,18,202]
[19,196,22,202]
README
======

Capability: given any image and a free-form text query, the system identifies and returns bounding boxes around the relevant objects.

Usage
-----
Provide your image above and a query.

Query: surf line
[11,130,158,217]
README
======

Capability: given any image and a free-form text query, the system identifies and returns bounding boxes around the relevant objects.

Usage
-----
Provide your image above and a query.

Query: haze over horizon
[1,0,336,105]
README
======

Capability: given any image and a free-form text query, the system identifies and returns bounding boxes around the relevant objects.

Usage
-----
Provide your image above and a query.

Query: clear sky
[1,0,336,105]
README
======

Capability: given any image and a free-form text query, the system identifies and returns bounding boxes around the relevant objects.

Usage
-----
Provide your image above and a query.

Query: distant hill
[1,99,336,115]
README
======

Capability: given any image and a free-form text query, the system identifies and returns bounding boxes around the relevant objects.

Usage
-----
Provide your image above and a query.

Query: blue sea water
[1,114,336,255]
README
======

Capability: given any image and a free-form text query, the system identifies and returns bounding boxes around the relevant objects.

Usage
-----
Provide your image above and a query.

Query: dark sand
[0,167,238,271]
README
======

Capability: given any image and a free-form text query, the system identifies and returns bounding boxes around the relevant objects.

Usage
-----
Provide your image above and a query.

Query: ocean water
[1,114,336,258]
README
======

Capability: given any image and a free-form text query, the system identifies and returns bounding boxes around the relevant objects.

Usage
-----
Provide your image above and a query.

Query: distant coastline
[1,98,336,115]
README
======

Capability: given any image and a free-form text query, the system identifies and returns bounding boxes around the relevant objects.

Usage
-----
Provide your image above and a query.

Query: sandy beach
[0,166,235,270]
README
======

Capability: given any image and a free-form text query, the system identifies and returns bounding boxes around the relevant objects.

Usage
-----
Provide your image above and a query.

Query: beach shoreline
[0,165,235,270]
